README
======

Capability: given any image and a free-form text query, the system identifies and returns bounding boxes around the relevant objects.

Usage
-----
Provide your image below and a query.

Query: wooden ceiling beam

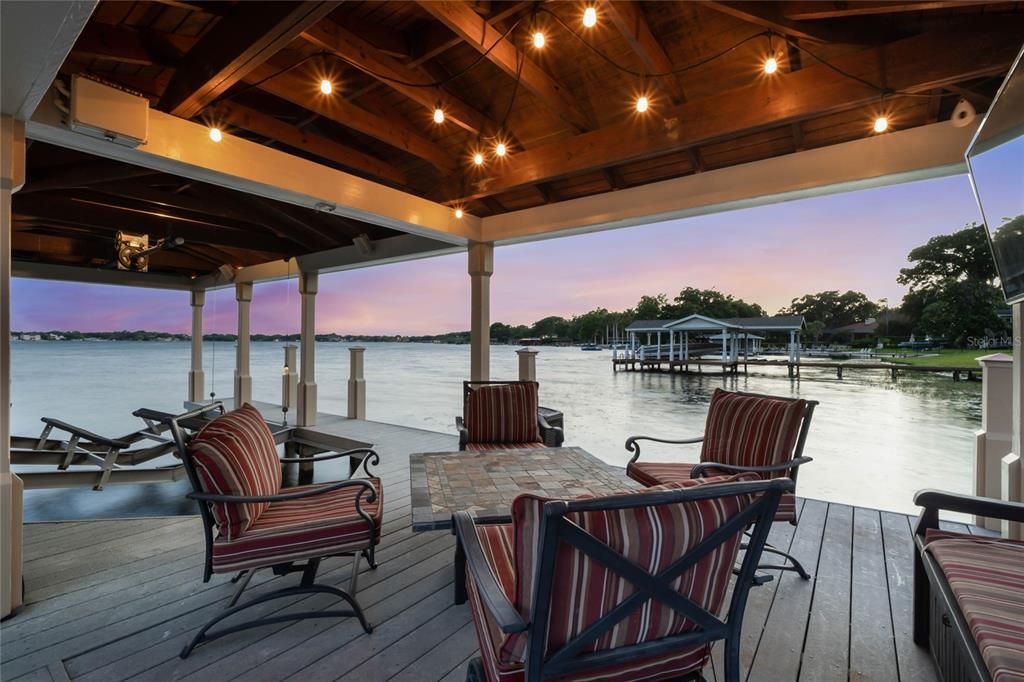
[71,23,198,67]
[458,19,1023,200]
[703,2,870,44]
[602,1,687,104]
[207,101,410,186]
[247,60,457,173]
[302,19,498,136]
[158,1,340,118]
[781,1,993,21]
[418,1,594,132]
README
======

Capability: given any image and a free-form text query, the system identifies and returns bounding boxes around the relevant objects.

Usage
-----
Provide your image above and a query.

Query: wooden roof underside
[18,0,1024,276]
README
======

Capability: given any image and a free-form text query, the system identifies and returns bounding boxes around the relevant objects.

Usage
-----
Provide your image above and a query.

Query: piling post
[517,348,538,382]
[347,346,366,420]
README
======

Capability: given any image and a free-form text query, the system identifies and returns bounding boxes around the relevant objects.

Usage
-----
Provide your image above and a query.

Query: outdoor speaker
[951,98,977,128]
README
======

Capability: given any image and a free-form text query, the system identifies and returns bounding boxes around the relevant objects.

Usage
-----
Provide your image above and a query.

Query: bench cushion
[927,532,1024,682]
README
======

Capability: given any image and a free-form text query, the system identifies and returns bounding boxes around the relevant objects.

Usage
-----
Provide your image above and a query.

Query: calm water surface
[11,341,982,515]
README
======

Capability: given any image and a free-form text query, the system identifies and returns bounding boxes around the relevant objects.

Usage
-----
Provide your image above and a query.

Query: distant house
[826,318,879,340]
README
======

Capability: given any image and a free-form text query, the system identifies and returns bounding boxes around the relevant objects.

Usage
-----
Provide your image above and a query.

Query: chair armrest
[453,512,528,634]
[914,489,1024,536]
[624,435,703,465]
[39,417,132,449]
[456,417,469,451]
[691,456,813,479]
[279,447,377,465]
[538,413,564,447]
[187,478,377,505]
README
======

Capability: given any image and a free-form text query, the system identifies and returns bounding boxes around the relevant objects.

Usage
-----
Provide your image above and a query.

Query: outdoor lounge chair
[456,380,564,451]
[161,402,383,658]
[624,388,817,581]
[913,490,1024,681]
[457,475,793,682]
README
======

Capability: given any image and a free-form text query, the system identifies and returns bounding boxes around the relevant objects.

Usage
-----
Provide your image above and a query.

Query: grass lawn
[888,348,1007,367]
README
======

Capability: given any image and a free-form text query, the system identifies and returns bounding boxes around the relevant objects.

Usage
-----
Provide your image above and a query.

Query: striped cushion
[926,533,1024,682]
[503,482,754,667]
[189,403,281,542]
[700,389,806,474]
[211,478,382,573]
[465,441,545,452]
[466,383,541,444]
[627,461,797,523]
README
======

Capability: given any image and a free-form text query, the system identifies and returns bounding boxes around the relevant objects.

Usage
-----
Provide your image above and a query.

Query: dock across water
[612,356,980,381]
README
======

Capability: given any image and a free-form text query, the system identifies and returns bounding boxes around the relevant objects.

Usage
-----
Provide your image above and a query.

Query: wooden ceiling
[18,0,1024,273]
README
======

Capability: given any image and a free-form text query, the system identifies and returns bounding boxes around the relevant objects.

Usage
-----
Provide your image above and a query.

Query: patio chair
[456,380,563,451]
[457,475,793,682]
[161,402,383,658]
[624,389,817,581]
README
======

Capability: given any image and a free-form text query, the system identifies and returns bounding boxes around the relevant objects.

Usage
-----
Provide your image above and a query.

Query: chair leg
[465,657,486,682]
[363,547,378,570]
[349,549,363,595]
[759,543,811,580]
[226,569,254,608]
[180,580,373,659]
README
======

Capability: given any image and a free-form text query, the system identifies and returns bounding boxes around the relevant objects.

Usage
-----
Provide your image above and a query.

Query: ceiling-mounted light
[495,142,507,157]
[473,151,485,166]
[873,116,889,133]
[532,31,545,48]
[433,107,445,124]
[209,127,223,142]
[583,6,597,27]
[635,95,649,113]
[454,208,464,219]
[763,57,778,75]
[319,79,333,95]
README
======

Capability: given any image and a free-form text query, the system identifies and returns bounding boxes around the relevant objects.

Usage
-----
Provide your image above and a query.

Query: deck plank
[849,507,899,681]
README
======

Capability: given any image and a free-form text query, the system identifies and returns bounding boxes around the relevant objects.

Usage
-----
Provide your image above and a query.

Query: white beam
[481,120,979,244]
[27,85,480,246]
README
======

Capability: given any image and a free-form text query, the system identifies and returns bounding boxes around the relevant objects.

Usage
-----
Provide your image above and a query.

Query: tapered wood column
[468,243,493,382]
[517,348,538,382]
[348,346,366,419]
[1,115,26,618]
[234,283,253,409]
[297,271,318,426]
[189,290,205,402]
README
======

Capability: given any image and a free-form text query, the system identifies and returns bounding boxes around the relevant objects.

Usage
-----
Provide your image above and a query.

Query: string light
[454,208,464,219]
[532,31,545,48]
[583,6,597,28]
[208,127,222,142]
[473,151,485,166]
[763,57,778,74]
[873,116,889,133]
[319,79,333,95]
[495,142,507,157]
[635,95,649,113]
[433,107,445,124]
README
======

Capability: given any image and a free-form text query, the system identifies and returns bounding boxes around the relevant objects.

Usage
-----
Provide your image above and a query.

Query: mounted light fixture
[472,151,485,166]
[319,79,333,95]
[635,95,649,113]
[873,116,889,133]
[583,6,597,27]
[208,127,222,142]
[763,57,778,75]
[433,107,445,124]
[532,31,545,48]
[495,142,507,157]
[454,208,464,219]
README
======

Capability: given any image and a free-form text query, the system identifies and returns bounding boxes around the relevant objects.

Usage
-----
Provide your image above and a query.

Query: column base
[188,370,205,403]
[347,379,365,420]
[234,374,252,409]
[1,472,24,618]
[298,382,318,426]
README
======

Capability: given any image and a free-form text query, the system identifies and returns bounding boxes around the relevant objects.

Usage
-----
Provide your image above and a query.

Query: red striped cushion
[701,389,806,474]
[627,461,797,523]
[465,441,545,452]
[189,403,281,541]
[466,383,541,444]
[211,478,382,573]
[927,534,1024,681]
[504,482,755,666]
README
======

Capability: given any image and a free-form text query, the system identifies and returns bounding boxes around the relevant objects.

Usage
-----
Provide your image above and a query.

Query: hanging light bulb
[209,127,223,142]
[635,95,649,113]
[319,79,333,95]
[583,6,597,27]
[454,208,464,219]
[495,142,507,157]
[763,57,778,75]
[532,31,545,48]
[873,116,889,133]
[473,151,485,166]
[433,107,445,124]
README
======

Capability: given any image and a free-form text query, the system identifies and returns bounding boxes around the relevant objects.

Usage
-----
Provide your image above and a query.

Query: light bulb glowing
[532,31,545,48]
[763,57,778,74]
[319,79,333,95]
[209,127,222,142]
[635,96,649,113]
[454,208,464,219]
[433,108,445,124]
[583,6,597,27]
[473,152,485,166]
[873,116,889,133]
[495,142,507,157]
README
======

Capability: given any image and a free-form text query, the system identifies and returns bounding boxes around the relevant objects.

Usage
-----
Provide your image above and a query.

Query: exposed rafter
[158,1,340,118]
[602,1,687,104]
[703,1,870,44]
[781,1,992,20]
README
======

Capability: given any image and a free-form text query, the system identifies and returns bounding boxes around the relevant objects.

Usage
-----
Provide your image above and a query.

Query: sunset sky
[11,173,985,336]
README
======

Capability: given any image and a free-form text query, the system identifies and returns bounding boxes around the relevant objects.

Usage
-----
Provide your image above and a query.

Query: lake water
[10,340,983,515]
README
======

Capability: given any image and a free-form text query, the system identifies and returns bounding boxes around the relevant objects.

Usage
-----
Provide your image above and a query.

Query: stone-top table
[409,446,638,531]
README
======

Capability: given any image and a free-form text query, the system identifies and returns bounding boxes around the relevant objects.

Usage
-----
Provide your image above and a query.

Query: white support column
[188,290,205,402]
[1,115,26,618]
[668,331,674,362]
[721,332,727,362]
[468,243,493,382]
[298,271,319,426]
[795,331,802,363]
[656,331,662,360]
[1002,454,1022,540]
[789,330,796,363]
[976,353,1013,530]
[347,346,366,420]
[234,283,253,409]
[282,344,298,421]
[684,331,689,361]
[1009,302,1024,538]
[517,348,538,382]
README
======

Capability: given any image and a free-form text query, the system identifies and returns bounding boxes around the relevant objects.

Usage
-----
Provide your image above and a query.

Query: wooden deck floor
[2,417,976,682]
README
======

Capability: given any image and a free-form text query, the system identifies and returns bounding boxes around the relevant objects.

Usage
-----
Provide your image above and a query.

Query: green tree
[531,315,571,339]
[633,294,668,320]
[780,290,878,329]
[665,287,765,319]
